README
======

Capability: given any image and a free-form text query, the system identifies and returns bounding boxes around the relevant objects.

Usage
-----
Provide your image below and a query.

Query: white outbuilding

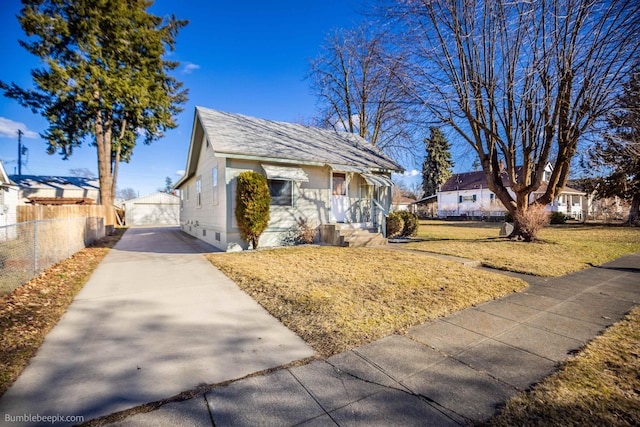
[124,192,179,226]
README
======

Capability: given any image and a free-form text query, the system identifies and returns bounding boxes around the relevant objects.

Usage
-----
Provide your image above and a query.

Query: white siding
[0,186,18,227]
[124,192,179,225]
[438,189,507,218]
[179,133,228,250]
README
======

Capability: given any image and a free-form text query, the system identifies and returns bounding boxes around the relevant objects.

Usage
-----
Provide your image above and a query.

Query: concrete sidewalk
[103,252,639,426]
[0,227,315,426]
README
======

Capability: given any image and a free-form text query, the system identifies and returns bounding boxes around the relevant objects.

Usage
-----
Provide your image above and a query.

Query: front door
[332,173,348,222]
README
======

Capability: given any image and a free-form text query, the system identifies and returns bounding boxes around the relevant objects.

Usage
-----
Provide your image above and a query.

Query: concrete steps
[320,224,387,247]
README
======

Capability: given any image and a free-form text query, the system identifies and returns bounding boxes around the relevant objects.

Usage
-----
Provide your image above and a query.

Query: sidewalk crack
[324,353,468,425]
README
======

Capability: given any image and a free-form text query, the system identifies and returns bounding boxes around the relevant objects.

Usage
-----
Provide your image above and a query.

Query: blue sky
[0,0,438,196]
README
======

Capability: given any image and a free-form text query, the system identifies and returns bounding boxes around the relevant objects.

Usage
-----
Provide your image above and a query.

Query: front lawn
[207,247,525,356]
[408,221,640,276]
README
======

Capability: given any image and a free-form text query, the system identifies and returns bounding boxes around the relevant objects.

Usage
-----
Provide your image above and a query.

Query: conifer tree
[590,66,640,224]
[422,127,453,197]
[1,0,188,230]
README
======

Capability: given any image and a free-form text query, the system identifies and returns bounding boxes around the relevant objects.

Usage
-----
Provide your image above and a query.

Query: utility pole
[17,129,23,177]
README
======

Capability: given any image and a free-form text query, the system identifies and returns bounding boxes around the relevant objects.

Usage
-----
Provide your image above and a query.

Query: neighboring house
[174,107,402,251]
[124,192,179,226]
[414,194,438,219]
[392,196,417,213]
[567,179,630,222]
[9,175,100,205]
[437,163,586,219]
[0,161,18,229]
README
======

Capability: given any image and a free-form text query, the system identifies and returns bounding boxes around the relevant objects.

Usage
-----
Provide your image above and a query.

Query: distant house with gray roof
[437,163,586,220]
[174,107,403,251]
[9,175,100,205]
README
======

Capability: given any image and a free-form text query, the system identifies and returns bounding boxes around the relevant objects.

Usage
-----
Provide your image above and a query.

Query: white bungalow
[174,107,403,251]
[437,163,586,220]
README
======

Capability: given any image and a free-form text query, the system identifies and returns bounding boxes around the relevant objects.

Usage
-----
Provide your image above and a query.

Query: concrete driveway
[0,227,314,425]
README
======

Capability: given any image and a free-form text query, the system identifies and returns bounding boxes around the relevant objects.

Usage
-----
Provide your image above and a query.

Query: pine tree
[1,0,188,231]
[590,66,640,224]
[422,127,453,197]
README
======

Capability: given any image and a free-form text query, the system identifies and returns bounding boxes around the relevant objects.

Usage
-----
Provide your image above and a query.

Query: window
[268,179,293,206]
[333,173,346,196]
[543,170,551,182]
[196,176,202,207]
[490,193,496,204]
[212,166,218,205]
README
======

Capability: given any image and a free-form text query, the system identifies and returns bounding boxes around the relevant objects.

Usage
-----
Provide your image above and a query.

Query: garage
[124,192,179,226]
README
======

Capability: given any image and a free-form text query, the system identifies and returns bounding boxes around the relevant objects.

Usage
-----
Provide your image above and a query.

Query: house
[0,161,18,230]
[392,196,417,213]
[414,194,438,218]
[437,163,586,220]
[124,192,179,226]
[8,175,100,205]
[174,107,403,251]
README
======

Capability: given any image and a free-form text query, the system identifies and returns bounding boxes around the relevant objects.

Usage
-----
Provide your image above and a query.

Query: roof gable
[0,161,15,186]
[176,107,402,187]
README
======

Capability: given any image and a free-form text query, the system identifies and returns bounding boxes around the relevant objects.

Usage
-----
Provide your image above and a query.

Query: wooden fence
[17,205,108,222]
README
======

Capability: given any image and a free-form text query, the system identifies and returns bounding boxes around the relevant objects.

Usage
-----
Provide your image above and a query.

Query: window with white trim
[196,176,202,207]
[212,166,218,205]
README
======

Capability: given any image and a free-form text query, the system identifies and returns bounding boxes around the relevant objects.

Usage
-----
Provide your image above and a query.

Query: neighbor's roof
[9,175,100,191]
[440,169,584,195]
[176,107,403,187]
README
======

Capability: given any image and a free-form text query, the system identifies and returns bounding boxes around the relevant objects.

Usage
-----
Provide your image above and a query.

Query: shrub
[295,217,317,244]
[550,212,567,224]
[386,212,404,238]
[235,171,271,249]
[513,203,550,241]
[504,212,514,223]
[399,211,419,237]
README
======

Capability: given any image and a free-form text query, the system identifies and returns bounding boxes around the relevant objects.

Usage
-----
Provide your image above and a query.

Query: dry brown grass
[0,229,125,397]
[207,246,526,356]
[487,306,640,426]
[410,221,640,276]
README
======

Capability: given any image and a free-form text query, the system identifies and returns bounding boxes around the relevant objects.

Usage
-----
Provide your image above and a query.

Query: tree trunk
[510,213,535,242]
[629,194,640,225]
[94,104,115,234]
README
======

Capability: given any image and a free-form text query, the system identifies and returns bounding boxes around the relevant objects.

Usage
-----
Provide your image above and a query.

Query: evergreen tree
[235,171,271,249]
[1,0,188,230]
[590,66,640,224]
[422,127,453,197]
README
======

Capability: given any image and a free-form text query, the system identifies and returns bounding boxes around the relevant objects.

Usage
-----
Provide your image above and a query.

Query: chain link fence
[0,217,105,295]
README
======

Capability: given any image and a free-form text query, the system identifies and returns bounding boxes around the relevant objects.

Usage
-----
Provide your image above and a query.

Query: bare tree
[68,168,96,178]
[392,0,640,240]
[308,21,417,161]
[117,187,138,201]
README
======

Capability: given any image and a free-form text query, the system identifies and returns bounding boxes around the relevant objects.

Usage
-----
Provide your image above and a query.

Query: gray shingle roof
[197,107,402,171]
[9,175,99,191]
